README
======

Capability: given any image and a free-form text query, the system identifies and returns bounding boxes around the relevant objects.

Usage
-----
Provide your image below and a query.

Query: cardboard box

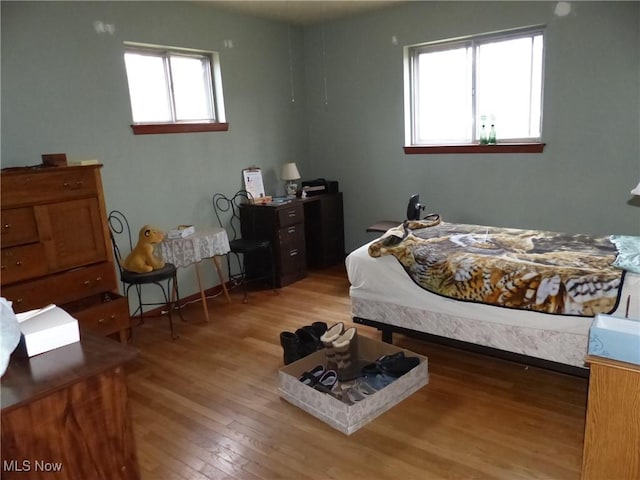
[589,314,640,365]
[278,336,428,435]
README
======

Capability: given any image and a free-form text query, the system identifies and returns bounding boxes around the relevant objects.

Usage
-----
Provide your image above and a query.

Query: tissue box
[588,314,640,365]
[167,225,195,239]
[15,304,80,357]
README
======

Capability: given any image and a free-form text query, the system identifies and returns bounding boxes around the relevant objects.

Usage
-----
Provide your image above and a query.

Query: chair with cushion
[107,210,183,339]
[212,190,277,303]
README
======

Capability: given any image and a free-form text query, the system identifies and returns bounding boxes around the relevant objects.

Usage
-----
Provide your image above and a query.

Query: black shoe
[295,326,324,357]
[280,331,304,365]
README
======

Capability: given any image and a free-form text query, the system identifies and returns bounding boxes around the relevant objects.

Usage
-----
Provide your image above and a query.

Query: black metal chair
[107,210,183,339]
[212,190,277,303]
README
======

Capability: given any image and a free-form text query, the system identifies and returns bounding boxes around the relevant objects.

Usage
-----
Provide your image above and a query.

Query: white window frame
[404,26,545,147]
[124,42,226,134]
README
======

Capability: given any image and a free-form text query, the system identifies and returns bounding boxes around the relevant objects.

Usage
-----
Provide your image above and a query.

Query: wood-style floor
[125,265,588,480]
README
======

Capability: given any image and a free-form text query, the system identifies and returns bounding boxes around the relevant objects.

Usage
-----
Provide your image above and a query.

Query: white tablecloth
[160,227,230,268]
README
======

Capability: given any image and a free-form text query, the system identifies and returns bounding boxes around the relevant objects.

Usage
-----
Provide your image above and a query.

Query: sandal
[346,381,378,403]
[313,369,338,393]
[298,365,325,386]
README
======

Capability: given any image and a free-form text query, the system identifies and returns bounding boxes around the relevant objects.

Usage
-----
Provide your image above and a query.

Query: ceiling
[202,1,405,25]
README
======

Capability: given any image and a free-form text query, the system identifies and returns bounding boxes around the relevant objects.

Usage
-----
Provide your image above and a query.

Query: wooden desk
[240,193,345,287]
[581,355,640,480]
[1,335,139,479]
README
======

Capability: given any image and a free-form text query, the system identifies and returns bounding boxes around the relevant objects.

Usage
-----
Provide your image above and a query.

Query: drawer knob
[1,264,5,270]
[287,227,296,234]
[15,298,23,304]
[3,223,10,230]
[98,318,104,323]
[96,276,102,282]
[83,280,91,286]
[290,248,298,256]
[15,260,22,266]
[287,210,296,217]
[63,180,83,190]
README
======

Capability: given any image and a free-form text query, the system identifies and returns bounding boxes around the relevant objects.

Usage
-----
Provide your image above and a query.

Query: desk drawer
[278,223,304,247]
[0,207,39,247]
[2,262,117,313]
[67,293,130,337]
[277,203,303,228]
[1,243,47,285]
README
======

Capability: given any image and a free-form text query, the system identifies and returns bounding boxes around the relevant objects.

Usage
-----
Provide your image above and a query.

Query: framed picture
[242,167,267,202]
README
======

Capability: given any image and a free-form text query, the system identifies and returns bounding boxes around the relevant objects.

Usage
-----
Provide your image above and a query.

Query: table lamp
[631,181,640,195]
[281,162,301,197]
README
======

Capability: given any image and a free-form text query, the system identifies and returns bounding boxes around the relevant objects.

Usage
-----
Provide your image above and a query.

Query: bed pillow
[609,235,640,274]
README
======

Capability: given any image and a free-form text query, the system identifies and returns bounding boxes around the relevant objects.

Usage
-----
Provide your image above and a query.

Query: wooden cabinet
[1,335,140,479]
[240,193,345,287]
[241,201,307,287]
[304,192,345,269]
[1,165,129,342]
[581,355,640,480]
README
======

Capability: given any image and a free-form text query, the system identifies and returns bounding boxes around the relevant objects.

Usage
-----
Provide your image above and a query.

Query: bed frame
[353,315,590,378]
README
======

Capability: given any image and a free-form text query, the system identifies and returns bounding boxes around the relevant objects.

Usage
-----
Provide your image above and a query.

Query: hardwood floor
[125,265,588,480]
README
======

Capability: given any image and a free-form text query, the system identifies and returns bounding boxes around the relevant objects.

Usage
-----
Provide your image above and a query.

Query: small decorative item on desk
[168,224,195,239]
[41,153,67,167]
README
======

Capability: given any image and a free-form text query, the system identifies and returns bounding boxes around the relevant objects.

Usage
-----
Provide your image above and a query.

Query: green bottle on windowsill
[479,115,488,145]
[488,123,497,145]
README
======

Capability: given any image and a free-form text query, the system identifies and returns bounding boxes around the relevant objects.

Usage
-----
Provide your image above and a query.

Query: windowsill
[131,122,229,135]
[404,143,545,154]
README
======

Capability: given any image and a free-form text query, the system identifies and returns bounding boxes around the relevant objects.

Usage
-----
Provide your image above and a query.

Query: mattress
[346,240,640,367]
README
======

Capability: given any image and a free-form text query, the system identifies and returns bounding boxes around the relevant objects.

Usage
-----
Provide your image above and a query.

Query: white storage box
[278,335,428,435]
[588,314,640,365]
[15,304,80,357]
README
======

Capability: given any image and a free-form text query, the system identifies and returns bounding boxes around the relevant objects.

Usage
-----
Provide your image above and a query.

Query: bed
[346,220,640,374]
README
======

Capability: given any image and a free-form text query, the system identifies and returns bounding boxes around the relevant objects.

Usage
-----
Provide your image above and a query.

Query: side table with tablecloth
[160,227,231,322]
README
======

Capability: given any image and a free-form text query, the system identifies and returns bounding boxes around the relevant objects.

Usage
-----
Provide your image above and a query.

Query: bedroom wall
[1,1,307,298]
[302,1,640,251]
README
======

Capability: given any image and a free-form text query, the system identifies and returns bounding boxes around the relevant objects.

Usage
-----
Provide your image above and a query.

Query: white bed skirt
[346,241,640,368]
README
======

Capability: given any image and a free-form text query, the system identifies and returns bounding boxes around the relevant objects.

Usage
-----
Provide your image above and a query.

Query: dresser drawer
[1,244,47,285]
[1,167,99,207]
[276,203,303,228]
[65,293,130,337]
[1,207,39,247]
[2,262,117,313]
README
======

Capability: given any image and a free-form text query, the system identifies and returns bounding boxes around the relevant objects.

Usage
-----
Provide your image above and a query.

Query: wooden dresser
[240,193,345,287]
[581,355,640,479]
[1,334,140,479]
[1,165,130,342]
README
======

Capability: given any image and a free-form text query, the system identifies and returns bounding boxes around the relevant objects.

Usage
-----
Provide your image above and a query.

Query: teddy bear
[122,225,166,273]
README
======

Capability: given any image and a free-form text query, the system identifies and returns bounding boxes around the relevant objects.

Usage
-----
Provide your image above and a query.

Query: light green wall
[1,1,307,298]
[303,1,640,251]
[2,1,640,302]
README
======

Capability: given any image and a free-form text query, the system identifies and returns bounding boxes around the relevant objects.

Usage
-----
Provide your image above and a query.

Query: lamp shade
[632,181,640,195]
[281,162,301,181]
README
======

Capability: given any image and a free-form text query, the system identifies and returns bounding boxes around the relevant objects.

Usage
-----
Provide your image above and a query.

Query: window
[123,42,227,134]
[404,27,544,151]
